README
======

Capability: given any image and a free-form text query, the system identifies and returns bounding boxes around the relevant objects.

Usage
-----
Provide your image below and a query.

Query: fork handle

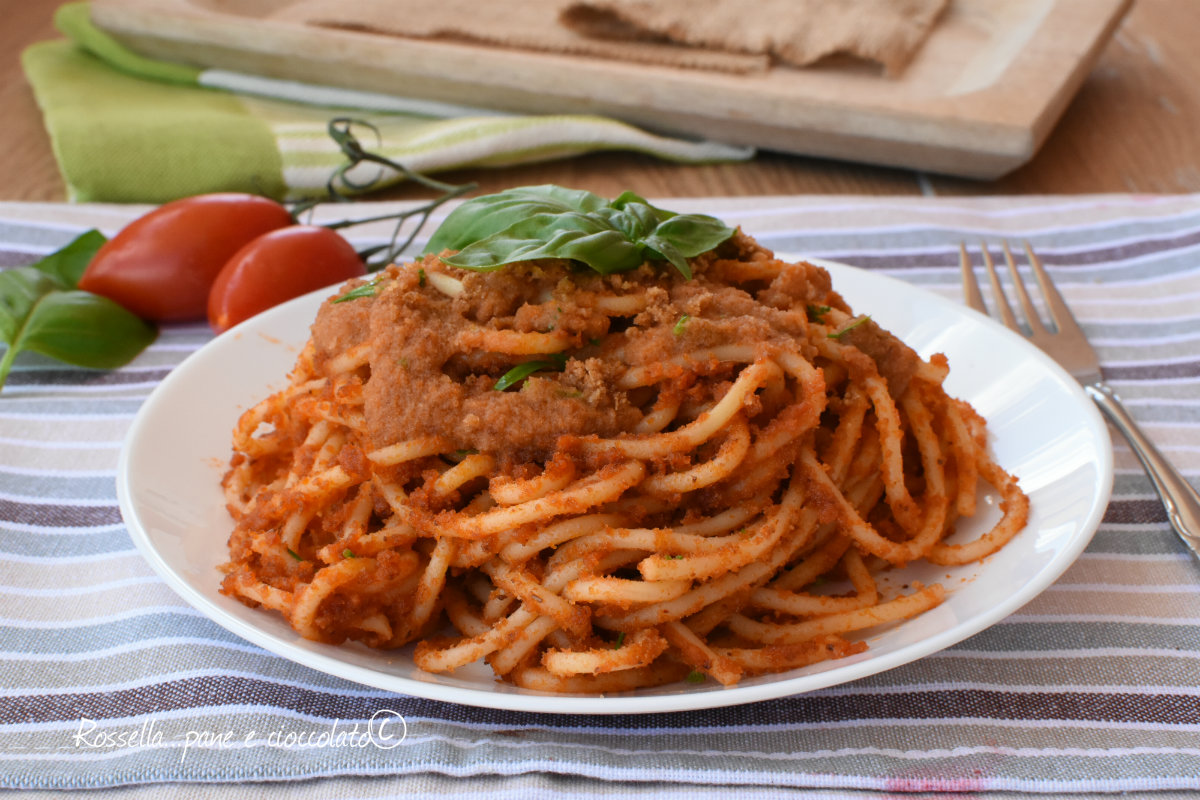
[1086,382,1200,563]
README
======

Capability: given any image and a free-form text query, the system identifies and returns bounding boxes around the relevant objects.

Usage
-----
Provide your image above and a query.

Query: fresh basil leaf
[30,229,107,288]
[610,190,653,210]
[444,211,645,275]
[0,265,155,391]
[641,233,692,279]
[425,185,735,279]
[615,197,731,278]
[612,192,738,256]
[12,286,154,369]
[0,228,107,344]
[493,353,568,391]
[425,185,609,255]
[0,267,61,346]
[0,228,154,392]
[602,199,663,243]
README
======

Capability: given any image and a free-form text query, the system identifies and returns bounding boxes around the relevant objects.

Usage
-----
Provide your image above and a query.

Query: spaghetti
[220,229,1028,691]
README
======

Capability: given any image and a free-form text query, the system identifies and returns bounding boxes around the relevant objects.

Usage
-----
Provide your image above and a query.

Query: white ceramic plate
[117,259,1113,715]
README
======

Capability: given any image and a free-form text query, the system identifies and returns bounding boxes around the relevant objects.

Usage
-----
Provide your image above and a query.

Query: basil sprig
[0,231,156,392]
[424,185,734,279]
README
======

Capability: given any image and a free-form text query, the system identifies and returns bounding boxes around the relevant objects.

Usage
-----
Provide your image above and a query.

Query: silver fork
[960,241,1200,563]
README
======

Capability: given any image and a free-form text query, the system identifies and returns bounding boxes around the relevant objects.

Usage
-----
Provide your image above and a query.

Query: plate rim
[116,257,1114,715]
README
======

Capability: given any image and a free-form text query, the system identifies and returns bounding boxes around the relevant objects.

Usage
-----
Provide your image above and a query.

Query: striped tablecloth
[1,194,1198,798]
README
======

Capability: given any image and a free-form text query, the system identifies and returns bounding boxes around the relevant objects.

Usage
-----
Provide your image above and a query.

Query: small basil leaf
[425,185,609,255]
[493,353,568,391]
[649,213,736,259]
[30,229,107,288]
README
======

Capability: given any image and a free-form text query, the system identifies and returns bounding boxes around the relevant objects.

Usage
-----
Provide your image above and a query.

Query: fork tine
[979,243,1022,331]
[1022,241,1088,339]
[958,243,987,313]
[1002,242,1050,336]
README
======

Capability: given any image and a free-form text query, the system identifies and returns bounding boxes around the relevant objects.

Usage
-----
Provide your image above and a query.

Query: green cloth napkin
[22,3,753,203]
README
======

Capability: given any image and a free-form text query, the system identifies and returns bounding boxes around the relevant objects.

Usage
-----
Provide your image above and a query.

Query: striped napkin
[1,194,1198,797]
[20,3,751,204]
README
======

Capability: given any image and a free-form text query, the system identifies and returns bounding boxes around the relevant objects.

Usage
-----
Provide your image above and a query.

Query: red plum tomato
[78,193,293,321]
[207,225,365,334]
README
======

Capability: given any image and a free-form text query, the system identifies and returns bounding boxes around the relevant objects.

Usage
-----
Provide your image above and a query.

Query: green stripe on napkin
[22,2,753,204]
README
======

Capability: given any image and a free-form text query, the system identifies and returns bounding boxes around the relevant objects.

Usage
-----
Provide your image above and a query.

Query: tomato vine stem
[297,118,478,271]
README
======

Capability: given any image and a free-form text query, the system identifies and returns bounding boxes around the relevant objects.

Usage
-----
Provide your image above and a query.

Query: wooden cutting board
[89,0,1131,179]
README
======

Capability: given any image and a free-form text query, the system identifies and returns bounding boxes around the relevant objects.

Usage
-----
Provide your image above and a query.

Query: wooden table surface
[2,0,1198,202]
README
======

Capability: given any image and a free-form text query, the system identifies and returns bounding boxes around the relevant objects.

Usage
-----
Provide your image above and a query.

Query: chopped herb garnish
[673,314,691,336]
[493,353,568,391]
[686,670,706,683]
[333,279,381,303]
[807,304,831,321]
[829,315,871,340]
[342,548,356,559]
[613,632,626,650]
[455,448,479,456]
[417,268,427,287]
[588,337,603,347]
[286,548,302,561]
[664,554,685,560]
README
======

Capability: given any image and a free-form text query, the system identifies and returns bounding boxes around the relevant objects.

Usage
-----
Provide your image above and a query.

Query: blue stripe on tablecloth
[0,472,116,501]
[0,527,132,558]
[0,367,175,389]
